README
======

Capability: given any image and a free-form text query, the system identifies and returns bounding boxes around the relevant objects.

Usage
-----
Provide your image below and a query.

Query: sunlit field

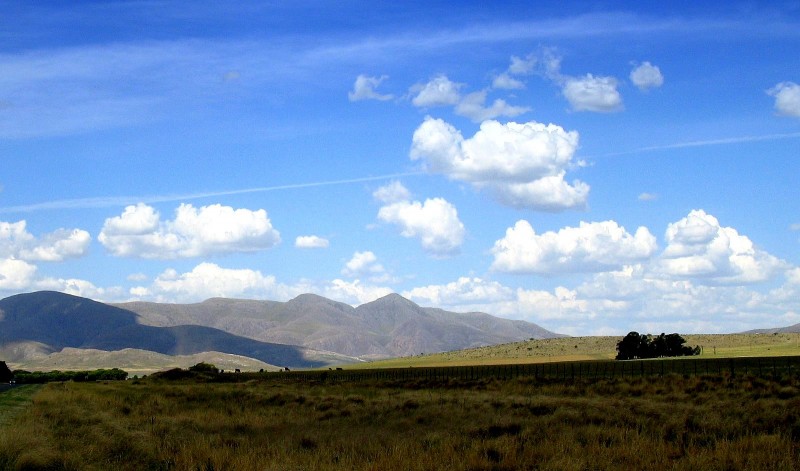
[1,371,799,470]
[355,333,800,369]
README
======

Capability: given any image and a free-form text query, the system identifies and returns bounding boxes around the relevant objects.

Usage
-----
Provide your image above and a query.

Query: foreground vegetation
[1,370,799,470]
[0,385,40,427]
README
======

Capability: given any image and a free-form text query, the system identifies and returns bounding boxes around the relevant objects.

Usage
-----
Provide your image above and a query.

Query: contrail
[589,131,800,158]
[0,171,424,214]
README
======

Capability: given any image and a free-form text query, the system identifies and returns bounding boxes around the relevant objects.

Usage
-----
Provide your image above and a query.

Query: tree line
[9,368,128,383]
[616,332,701,360]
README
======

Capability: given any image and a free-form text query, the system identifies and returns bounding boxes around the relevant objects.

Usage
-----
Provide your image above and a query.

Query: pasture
[357,333,800,369]
[1,367,799,470]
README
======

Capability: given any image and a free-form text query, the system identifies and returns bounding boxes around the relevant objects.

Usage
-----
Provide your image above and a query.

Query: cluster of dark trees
[0,361,12,382]
[10,368,128,384]
[616,332,701,360]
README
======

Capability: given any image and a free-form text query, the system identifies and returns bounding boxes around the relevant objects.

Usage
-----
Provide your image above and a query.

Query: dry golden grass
[356,333,800,369]
[1,372,799,470]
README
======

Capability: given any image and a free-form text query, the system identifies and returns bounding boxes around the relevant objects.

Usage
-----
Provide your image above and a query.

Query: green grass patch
[0,385,41,427]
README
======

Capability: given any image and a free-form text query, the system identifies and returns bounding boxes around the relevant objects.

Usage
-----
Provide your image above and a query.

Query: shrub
[188,362,219,374]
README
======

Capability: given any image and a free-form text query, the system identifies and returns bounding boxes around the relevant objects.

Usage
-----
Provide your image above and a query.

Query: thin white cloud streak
[309,14,800,63]
[0,172,424,214]
[589,131,800,159]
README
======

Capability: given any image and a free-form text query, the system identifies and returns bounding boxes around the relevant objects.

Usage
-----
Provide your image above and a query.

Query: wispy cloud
[0,172,423,214]
[592,131,800,158]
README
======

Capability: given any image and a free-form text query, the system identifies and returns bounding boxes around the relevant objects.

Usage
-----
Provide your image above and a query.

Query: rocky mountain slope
[115,292,562,359]
[0,291,354,369]
[0,290,563,370]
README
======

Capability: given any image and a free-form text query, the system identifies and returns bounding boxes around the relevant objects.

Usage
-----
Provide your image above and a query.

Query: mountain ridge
[114,292,563,359]
[0,291,355,369]
[1,290,564,370]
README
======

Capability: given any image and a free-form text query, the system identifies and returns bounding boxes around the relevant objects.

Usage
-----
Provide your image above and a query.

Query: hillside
[115,292,562,359]
[355,333,800,368]
[0,291,355,369]
[8,348,277,376]
[0,291,562,371]
[745,323,800,334]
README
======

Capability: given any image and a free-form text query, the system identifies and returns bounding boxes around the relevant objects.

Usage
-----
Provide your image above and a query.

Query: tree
[616,332,700,360]
[0,361,12,382]
[616,332,644,360]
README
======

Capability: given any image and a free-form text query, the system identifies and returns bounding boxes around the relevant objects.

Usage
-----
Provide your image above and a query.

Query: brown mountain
[114,292,563,359]
[0,291,562,370]
[0,291,354,369]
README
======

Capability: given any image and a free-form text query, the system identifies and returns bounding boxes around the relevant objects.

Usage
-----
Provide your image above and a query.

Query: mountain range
[0,291,562,370]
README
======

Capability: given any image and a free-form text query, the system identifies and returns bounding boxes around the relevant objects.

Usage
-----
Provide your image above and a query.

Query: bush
[188,362,219,374]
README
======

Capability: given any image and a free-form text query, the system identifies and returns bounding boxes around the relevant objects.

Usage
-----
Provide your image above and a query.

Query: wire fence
[272,355,800,383]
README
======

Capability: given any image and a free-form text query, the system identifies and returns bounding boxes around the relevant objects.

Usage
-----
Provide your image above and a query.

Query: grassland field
[1,371,799,470]
[1,334,799,469]
[353,333,800,369]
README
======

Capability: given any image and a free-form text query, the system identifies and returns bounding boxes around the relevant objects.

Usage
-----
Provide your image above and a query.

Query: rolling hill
[745,323,800,334]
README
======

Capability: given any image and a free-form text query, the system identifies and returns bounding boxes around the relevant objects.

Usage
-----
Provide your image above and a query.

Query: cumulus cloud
[98,203,281,259]
[130,262,287,303]
[348,74,393,101]
[1,220,90,262]
[562,74,622,112]
[410,66,529,121]
[295,235,329,249]
[377,193,465,257]
[533,50,622,112]
[372,180,411,204]
[403,277,514,307]
[410,117,588,211]
[341,251,385,278]
[34,277,122,301]
[454,90,530,122]
[0,258,37,290]
[402,277,595,328]
[490,175,590,211]
[127,262,395,306]
[322,279,393,306]
[508,53,537,75]
[491,220,657,274]
[767,81,800,117]
[630,61,664,91]
[655,209,786,284]
[492,53,537,90]
[19,229,92,262]
[492,73,525,90]
[410,75,463,107]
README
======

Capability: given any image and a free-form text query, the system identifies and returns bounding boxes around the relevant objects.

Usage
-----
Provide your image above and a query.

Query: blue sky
[1,1,799,335]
